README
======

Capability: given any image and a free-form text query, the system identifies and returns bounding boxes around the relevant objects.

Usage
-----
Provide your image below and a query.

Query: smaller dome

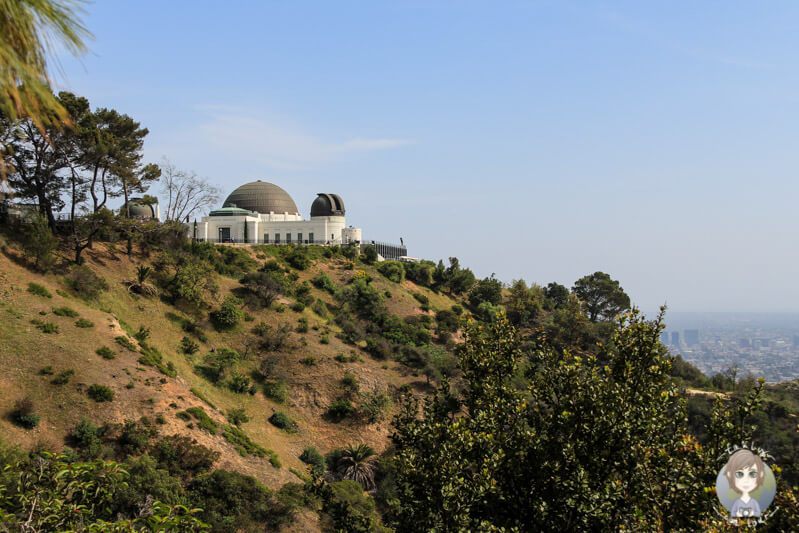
[125,200,155,219]
[311,193,345,217]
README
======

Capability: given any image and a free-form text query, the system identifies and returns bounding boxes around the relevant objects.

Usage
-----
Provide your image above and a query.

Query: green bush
[296,317,309,333]
[311,272,337,294]
[133,325,151,343]
[75,318,94,328]
[361,245,378,264]
[27,282,52,298]
[327,399,356,421]
[263,380,288,403]
[299,446,325,475]
[299,356,316,366]
[360,390,392,423]
[268,411,298,433]
[39,365,54,375]
[342,373,359,392]
[285,246,311,270]
[290,301,305,312]
[179,336,199,355]
[365,336,392,360]
[227,408,249,426]
[30,318,58,333]
[115,335,138,351]
[96,346,116,360]
[52,306,79,317]
[87,384,115,402]
[222,425,269,457]
[66,265,108,299]
[11,397,40,429]
[152,434,220,479]
[320,336,330,345]
[210,295,244,330]
[51,369,74,385]
[190,388,217,409]
[228,372,252,394]
[183,406,218,434]
[311,298,328,318]
[377,261,405,283]
[412,292,429,305]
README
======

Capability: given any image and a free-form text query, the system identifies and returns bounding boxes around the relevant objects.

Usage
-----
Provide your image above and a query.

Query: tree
[160,158,220,222]
[333,444,377,491]
[545,281,569,309]
[19,211,57,270]
[0,0,90,178]
[468,273,503,308]
[362,244,378,264]
[389,310,730,531]
[572,271,631,322]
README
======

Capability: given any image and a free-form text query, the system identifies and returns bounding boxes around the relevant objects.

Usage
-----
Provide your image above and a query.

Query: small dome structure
[222,180,299,215]
[124,199,156,219]
[310,193,345,217]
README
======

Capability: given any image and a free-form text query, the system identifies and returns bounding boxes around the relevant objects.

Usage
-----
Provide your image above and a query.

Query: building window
[297,233,303,243]
[309,232,314,243]
[286,233,291,243]
[263,234,269,244]
[275,233,280,243]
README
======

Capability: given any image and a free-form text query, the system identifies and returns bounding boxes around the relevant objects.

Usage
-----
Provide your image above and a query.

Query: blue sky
[56,1,799,313]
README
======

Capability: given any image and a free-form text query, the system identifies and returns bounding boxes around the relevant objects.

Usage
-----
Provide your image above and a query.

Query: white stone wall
[186,214,357,244]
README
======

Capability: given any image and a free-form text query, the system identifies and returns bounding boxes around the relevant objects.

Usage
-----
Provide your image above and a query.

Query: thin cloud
[197,110,412,170]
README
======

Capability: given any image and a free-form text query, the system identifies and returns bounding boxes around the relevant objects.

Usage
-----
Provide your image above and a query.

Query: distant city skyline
[53,2,799,313]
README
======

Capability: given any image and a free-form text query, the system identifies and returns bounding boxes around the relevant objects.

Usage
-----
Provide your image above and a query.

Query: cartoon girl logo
[716,448,776,520]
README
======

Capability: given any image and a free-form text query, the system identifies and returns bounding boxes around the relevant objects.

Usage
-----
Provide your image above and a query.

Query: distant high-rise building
[661,332,669,345]
[671,332,680,346]
[684,329,699,347]
[739,338,751,348]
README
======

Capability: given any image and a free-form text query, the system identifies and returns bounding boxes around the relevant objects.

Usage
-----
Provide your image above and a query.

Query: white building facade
[188,181,363,245]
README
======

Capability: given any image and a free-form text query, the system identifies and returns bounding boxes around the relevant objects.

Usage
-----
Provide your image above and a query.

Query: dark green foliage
[360,390,392,423]
[11,397,39,429]
[343,277,384,318]
[299,446,325,475]
[74,318,94,328]
[188,469,295,531]
[227,372,251,394]
[296,317,309,333]
[317,480,386,532]
[227,408,249,426]
[96,346,115,359]
[411,292,429,305]
[404,260,435,287]
[240,270,288,308]
[328,399,356,421]
[342,372,359,392]
[311,272,337,294]
[30,318,58,333]
[187,240,258,277]
[71,417,104,457]
[200,347,241,383]
[119,417,157,455]
[435,309,459,333]
[505,279,546,328]
[179,336,199,355]
[115,335,137,351]
[111,454,185,517]
[433,257,476,295]
[190,387,217,409]
[572,271,631,322]
[87,384,114,402]
[133,325,150,342]
[285,246,311,270]
[39,365,54,375]
[268,411,298,432]
[361,244,378,264]
[311,298,328,318]
[545,281,570,309]
[254,322,293,352]
[263,380,288,403]
[378,313,431,346]
[52,306,79,317]
[365,336,392,360]
[66,265,108,299]
[161,254,218,308]
[221,425,271,458]
[468,274,503,308]
[20,213,58,271]
[377,260,405,283]
[152,434,220,480]
[299,356,316,366]
[290,301,305,312]
[182,406,218,434]
[139,343,176,377]
[670,354,709,388]
[50,368,74,385]
[210,295,244,330]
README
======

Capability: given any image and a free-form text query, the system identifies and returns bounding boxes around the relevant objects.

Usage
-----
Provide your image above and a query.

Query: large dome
[222,181,299,215]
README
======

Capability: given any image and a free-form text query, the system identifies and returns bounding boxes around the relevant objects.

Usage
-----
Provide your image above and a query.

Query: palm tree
[0,0,91,175]
[336,443,377,490]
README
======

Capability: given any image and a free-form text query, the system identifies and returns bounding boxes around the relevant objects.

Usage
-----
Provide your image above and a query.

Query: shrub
[52,306,79,317]
[311,272,337,294]
[27,282,52,298]
[190,388,217,409]
[377,261,405,283]
[87,384,115,402]
[210,295,244,330]
[268,411,298,432]
[296,317,309,333]
[311,298,328,318]
[240,270,288,308]
[327,399,356,421]
[227,408,249,426]
[51,369,74,385]
[228,372,252,394]
[365,336,392,360]
[11,397,40,429]
[115,335,138,351]
[75,318,94,328]
[153,434,220,479]
[39,365,54,375]
[222,425,269,457]
[412,292,429,305]
[361,245,378,264]
[255,322,293,352]
[360,390,392,423]
[20,213,57,271]
[179,336,199,355]
[342,373,359,392]
[66,265,108,299]
[290,301,305,312]
[299,356,316,366]
[183,406,218,434]
[30,319,58,333]
[72,417,103,449]
[319,336,330,345]
[119,418,157,455]
[133,325,151,343]
[285,247,311,270]
[299,446,325,475]
[96,346,116,360]
[263,380,288,403]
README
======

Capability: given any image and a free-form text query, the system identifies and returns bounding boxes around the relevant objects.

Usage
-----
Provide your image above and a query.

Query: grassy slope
[0,239,457,495]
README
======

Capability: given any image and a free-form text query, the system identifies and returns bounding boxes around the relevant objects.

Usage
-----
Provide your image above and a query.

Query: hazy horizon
[51,2,799,313]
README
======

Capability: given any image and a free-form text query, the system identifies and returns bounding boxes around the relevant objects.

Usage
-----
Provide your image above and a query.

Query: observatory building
[189,180,363,245]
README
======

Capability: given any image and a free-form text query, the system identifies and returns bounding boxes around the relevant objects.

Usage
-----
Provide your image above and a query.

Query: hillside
[0,229,464,531]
